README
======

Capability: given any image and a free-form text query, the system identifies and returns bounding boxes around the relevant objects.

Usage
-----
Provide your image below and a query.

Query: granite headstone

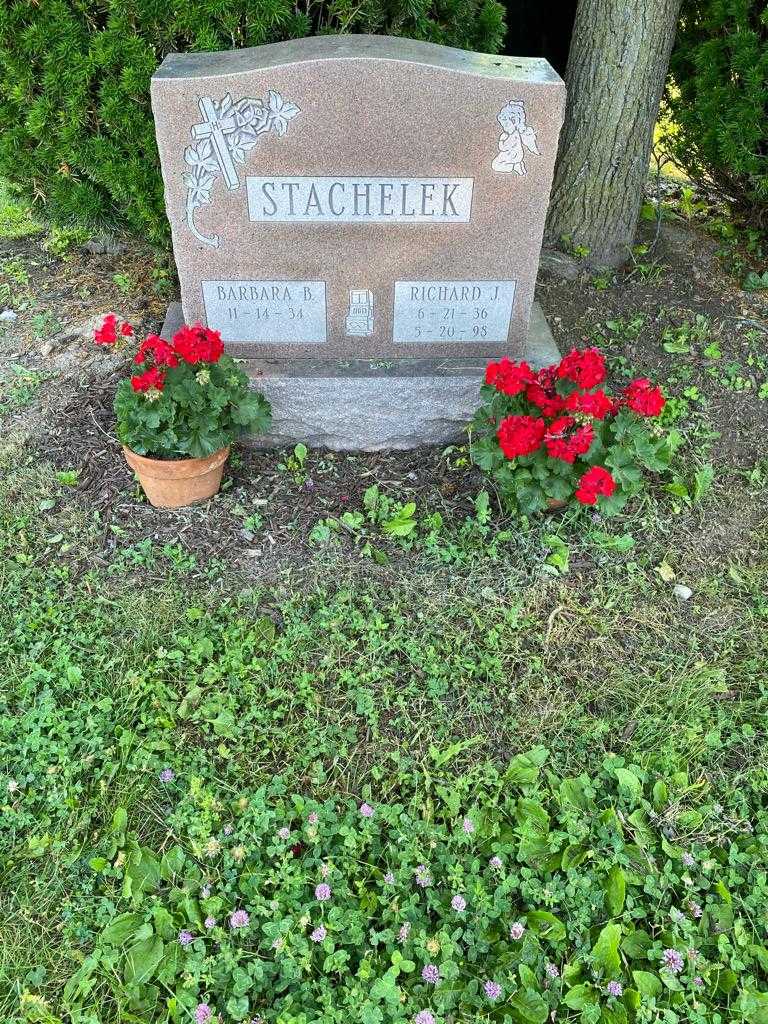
[151,35,565,448]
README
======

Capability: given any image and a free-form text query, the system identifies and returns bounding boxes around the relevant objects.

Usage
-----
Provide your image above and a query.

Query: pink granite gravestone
[151,35,565,449]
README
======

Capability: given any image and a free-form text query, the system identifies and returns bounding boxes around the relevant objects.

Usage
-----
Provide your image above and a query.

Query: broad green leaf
[504,746,548,786]
[563,983,598,1009]
[508,988,549,1024]
[605,865,626,916]
[626,810,655,849]
[738,989,768,1024]
[62,956,97,1006]
[101,912,145,947]
[518,964,537,990]
[124,935,164,987]
[559,775,591,809]
[518,832,553,868]
[717,968,738,994]
[623,988,641,1010]
[592,923,622,978]
[123,845,160,903]
[526,910,566,942]
[715,879,733,904]
[614,768,642,800]
[151,907,175,941]
[632,971,662,998]
[111,806,128,838]
[562,841,590,870]
[651,780,668,810]
[621,929,652,959]
[516,799,550,832]
[160,845,185,881]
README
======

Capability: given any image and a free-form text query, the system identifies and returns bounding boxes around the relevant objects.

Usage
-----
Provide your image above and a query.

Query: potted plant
[470,346,673,515]
[94,314,271,508]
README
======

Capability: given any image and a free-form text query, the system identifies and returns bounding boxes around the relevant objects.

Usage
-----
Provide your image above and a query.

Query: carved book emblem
[492,101,539,175]
[345,289,375,337]
[183,91,300,248]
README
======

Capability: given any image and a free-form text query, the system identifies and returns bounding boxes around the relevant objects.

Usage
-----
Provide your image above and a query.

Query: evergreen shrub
[0,1,506,248]
[666,1,768,226]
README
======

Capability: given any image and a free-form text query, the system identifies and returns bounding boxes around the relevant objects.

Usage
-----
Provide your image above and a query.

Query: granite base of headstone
[160,300,558,450]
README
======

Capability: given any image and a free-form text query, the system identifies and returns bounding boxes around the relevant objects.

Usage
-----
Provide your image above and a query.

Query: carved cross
[191,97,239,190]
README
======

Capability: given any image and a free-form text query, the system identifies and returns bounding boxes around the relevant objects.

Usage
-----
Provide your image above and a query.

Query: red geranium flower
[557,347,606,389]
[94,314,118,346]
[135,333,179,368]
[544,416,595,463]
[526,366,565,416]
[575,465,616,505]
[172,323,225,365]
[131,366,166,393]
[623,378,665,417]
[497,414,546,460]
[485,357,535,397]
[564,388,614,420]
[94,314,133,345]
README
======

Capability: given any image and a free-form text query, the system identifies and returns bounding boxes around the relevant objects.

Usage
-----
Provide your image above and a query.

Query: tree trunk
[545,0,682,266]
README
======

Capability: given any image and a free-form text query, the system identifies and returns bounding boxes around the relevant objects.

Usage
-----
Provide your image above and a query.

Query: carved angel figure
[492,101,539,175]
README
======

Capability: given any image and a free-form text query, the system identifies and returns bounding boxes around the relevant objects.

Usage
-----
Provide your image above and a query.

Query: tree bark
[545,0,682,266]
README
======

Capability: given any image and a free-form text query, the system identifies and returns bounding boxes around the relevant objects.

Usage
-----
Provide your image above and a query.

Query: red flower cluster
[485,357,535,396]
[172,324,225,365]
[526,367,566,416]
[130,366,166,394]
[135,334,179,368]
[564,388,615,420]
[94,317,225,396]
[483,346,665,508]
[94,313,133,345]
[497,415,546,459]
[623,377,665,417]
[575,466,616,505]
[557,346,606,389]
[544,416,595,463]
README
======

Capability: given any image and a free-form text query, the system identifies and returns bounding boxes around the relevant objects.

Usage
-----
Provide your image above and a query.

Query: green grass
[1,438,766,1020]
[0,179,42,240]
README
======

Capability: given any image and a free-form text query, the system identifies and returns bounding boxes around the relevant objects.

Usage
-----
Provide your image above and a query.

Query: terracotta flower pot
[122,445,230,509]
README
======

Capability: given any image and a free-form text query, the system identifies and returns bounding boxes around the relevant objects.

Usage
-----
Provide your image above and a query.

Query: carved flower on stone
[184,139,219,174]
[182,88,300,247]
[266,90,300,136]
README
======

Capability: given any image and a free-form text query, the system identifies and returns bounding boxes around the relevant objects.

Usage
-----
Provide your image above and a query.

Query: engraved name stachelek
[247,176,474,223]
